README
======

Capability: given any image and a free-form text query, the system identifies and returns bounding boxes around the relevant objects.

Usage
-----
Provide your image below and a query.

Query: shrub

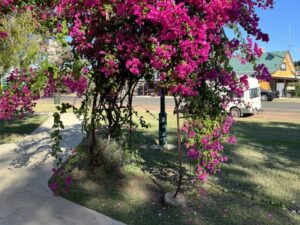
[295,84,300,97]
[95,137,124,173]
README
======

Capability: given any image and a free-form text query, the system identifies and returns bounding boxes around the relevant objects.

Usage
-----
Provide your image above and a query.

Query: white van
[226,77,262,117]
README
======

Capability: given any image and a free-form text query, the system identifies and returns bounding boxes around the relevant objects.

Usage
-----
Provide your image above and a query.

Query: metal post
[159,87,167,148]
[54,93,61,105]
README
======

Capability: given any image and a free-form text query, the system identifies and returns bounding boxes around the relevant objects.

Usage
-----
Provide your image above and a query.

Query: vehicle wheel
[230,107,241,118]
[261,94,268,101]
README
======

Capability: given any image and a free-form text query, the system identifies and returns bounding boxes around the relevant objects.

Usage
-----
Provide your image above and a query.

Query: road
[37,95,300,124]
[261,101,300,112]
[130,97,300,123]
[132,96,300,112]
[40,96,300,112]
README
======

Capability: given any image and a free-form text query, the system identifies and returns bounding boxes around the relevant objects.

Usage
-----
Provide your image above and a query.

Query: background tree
[0,11,43,77]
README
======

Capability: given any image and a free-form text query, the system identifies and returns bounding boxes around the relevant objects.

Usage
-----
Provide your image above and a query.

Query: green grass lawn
[34,97,81,113]
[0,115,48,144]
[55,112,300,225]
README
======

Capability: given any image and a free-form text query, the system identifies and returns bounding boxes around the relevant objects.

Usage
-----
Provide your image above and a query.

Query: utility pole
[289,25,291,51]
[159,87,167,149]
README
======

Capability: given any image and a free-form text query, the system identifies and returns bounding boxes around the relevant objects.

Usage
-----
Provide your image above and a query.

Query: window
[280,63,286,71]
[249,87,259,99]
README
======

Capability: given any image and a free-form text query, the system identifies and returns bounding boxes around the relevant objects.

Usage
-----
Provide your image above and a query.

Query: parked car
[226,77,262,117]
[181,77,262,118]
[260,89,279,101]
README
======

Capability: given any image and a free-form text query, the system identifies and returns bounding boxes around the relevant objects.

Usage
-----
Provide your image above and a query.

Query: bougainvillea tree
[0,0,273,196]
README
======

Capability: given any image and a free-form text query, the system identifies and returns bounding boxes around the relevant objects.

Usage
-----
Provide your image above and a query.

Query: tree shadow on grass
[232,121,300,163]
[51,120,300,225]
[0,115,47,145]
[132,129,195,192]
[214,121,300,213]
[122,121,300,225]
[195,188,300,225]
[2,161,297,225]
[64,169,193,225]
[2,154,298,225]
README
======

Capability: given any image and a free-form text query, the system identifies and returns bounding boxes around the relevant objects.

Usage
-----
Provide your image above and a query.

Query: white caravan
[226,77,262,117]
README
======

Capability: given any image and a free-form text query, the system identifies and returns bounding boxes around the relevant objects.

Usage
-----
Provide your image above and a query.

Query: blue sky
[256,0,300,61]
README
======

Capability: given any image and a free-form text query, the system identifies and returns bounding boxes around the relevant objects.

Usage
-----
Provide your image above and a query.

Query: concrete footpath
[0,114,125,225]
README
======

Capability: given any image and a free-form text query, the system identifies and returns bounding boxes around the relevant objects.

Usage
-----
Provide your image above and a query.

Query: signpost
[159,87,167,148]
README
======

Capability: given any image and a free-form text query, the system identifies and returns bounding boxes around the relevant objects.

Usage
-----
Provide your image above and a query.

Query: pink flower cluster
[253,64,272,82]
[54,0,273,100]
[239,38,265,64]
[0,69,38,120]
[62,74,88,97]
[126,58,142,76]
[0,0,13,40]
[150,44,176,70]
[43,71,88,98]
[44,73,57,97]
[0,0,13,8]
[49,168,73,195]
[100,55,119,78]
[182,116,235,182]
[0,31,8,40]
[213,70,246,98]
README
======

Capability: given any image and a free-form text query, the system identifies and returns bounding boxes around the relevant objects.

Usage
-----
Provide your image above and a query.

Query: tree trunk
[174,98,183,198]
[88,91,98,173]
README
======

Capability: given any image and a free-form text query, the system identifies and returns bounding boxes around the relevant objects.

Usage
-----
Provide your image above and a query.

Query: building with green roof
[230,50,299,97]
